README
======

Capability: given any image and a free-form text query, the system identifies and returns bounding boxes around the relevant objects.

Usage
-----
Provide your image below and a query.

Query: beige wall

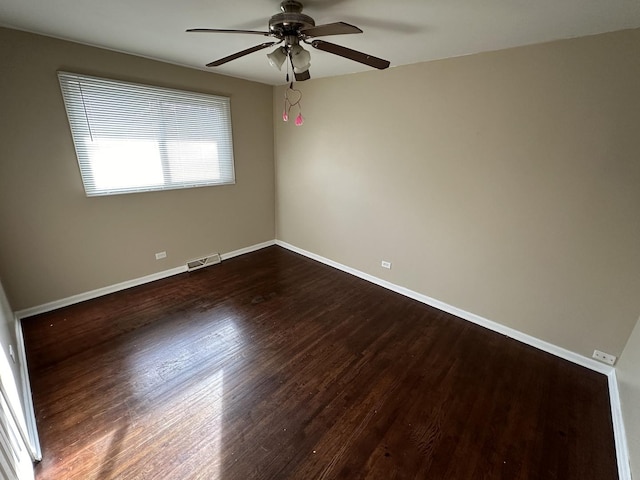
[617,315,640,477]
[0,28,275,310]
[274,28,640,358]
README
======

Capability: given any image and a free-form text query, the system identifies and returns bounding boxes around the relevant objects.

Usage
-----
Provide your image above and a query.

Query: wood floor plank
[22,246,618,479]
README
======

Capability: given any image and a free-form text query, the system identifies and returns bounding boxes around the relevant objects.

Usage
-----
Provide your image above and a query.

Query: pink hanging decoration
[283,82,304,126]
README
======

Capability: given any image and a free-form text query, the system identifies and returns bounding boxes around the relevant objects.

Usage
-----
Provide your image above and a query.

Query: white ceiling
[1,0,639,85]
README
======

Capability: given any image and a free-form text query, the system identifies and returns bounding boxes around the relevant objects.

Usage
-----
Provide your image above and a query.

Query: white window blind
[58,72,235,196]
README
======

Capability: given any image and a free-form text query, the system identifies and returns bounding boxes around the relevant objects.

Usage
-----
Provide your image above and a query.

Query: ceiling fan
[187,0,390,81]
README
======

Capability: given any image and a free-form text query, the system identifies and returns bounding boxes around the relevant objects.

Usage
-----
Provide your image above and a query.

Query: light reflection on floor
[85,317,239,478]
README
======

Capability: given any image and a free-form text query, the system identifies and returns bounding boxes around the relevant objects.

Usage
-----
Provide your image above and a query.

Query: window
[58,72,235,196]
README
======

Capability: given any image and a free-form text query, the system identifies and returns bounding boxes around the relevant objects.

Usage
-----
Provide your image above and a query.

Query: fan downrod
[280,0,304,13]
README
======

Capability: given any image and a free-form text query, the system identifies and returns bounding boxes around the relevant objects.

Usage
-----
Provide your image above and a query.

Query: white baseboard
[220,240,275,261]
[274,240,612,375]
[15,240,275,320]
[15,265,187,320]
[608,371,632,480]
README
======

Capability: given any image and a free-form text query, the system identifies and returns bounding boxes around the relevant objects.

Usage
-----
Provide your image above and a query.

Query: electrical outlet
[592,350,616,365]
[381,261,391,269]
[155,251,167,260]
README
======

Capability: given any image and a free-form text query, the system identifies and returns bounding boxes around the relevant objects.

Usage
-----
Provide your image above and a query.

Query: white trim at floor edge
[275,240,611,372]
[275,240,629,478]
[608,370,632,480]
[14,240,276,320]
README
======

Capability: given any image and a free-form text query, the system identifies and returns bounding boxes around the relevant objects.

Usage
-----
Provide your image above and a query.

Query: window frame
[58,71,236,197]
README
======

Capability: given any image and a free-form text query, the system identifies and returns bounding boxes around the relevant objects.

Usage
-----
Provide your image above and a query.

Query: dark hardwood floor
[22,246,618,479]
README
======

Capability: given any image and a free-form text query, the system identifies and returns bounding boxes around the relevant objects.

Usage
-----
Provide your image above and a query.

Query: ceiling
[1,0,639,85]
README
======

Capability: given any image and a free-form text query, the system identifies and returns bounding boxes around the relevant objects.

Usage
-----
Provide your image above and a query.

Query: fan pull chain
[285,52,290,83]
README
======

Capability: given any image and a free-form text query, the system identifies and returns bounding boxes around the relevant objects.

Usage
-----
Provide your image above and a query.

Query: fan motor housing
[269,0,315,36]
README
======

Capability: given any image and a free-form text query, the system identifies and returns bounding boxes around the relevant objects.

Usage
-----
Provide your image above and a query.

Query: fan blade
[300,22,362,38]
[311,40,390,69]
[206,42,278,67]
[187,28,271,36]
[295,70,311,81]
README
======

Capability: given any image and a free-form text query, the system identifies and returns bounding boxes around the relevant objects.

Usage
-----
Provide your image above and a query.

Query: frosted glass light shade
[267,47,287,70]
[290,45,311,73]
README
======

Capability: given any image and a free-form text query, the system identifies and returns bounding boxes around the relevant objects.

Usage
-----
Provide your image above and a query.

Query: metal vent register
[186,253,221,272]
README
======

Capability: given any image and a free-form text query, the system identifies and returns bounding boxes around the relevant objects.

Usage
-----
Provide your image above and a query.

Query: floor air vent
[186,253,221,272]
